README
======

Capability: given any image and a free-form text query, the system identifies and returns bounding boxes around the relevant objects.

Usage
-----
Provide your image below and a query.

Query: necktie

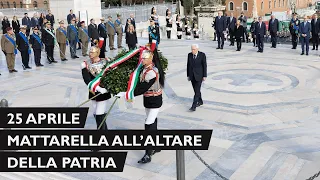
[193,54,196,60]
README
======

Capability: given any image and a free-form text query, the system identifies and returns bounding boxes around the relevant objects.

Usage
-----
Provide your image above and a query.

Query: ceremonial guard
[16,25,31,70]
[115,14,123,49]
[56,20,68,61]
[81,46,111,130]
[79,21,89,57]
[185,20,192,40]
[148,19,160,47]
[107,16,116,50]
[290,13,300,49]
[1,27,18,73]
[193,24,200,39]
[98,18,108,57]
[165,9,173,39]
[29,26,44,66]
[117,45,165,164]
[42,21,57,63]
[176,15,183,39]
[67,18,80,59]
[150,7,159,26]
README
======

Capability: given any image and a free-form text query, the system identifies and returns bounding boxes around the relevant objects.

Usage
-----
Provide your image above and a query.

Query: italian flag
[88,48,140,93]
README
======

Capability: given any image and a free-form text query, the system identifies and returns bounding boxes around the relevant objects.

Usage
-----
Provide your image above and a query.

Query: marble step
[229,143,308,180]
[0,172,80,180]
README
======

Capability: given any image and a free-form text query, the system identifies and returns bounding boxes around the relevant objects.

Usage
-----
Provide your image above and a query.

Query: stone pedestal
[194,5,226,39]
[49,0,101,27]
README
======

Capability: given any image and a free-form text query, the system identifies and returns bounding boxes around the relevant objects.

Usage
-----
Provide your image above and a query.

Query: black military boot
[151,118,161,155]
[95,113,108,130]
[138,123,152,163]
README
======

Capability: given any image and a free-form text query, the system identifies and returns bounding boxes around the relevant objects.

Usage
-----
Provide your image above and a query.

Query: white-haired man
[187,44,207,111]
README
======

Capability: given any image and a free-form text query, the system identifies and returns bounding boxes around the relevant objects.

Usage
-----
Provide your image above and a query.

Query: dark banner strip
[0,108,89,128]
[0,152,127,172]
[0,130,212,150]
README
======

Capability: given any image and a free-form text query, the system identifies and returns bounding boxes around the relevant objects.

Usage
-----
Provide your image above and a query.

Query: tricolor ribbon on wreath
[87,40,157,101]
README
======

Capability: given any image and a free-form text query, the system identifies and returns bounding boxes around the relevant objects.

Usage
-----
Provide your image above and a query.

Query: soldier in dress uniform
[81,45,111,130]
[29,26,44,67]
[148,19,160,47]
[176,15,183,39]
[41,21,57,63]
[1,27,18,73]
[106,16,116,50]
[78,21,89,57]
[290,13,300,49]
[98,18,108,57]
[16,25,32,70]
[56,20,68,61]
[67,18,80,59]
[116,46,165,164]
[165,9,173,39]
[115,14,123,49]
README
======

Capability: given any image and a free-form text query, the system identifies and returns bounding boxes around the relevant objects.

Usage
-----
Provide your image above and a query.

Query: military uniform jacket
[56,27,67,44]
[148,25,160,44]
[41,28,55,46]
[67,24,78,41]
[78,27,89,42]
[1,34,16,53]
[106,20,116,35]
[16,32,29,51]
[134,65,162,108]
[98,23,108,38]
[29,33,42,49]
[114,18,123,33]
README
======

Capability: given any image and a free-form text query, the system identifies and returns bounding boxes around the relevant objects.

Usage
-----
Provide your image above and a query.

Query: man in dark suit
[215,11,227,49]
[311,13,319,50]
[88,18,99,46]
[255,17,266,53]
[268,15,279,48]
[46,10,55,28]
[227,13,236,46]
[125,14,136,30]
[22,13,31,36]
[299,16,311,56]
[67,9,76,24]
[187,44,207,112]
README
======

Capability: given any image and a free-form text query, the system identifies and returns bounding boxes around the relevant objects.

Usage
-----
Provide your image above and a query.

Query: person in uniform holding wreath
[165,9,173,39]
[116,45,165,164]
[81,46,111,130]
[148,19,160,47]
[29,26,44,67]
[1,27,18,74]
[176,15,183,39]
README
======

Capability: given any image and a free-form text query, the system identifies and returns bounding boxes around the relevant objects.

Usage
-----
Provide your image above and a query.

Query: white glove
[95,86,107,94]
[115,92,126,98]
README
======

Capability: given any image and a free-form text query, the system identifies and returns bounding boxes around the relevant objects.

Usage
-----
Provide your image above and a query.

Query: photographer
[238,12,248,43]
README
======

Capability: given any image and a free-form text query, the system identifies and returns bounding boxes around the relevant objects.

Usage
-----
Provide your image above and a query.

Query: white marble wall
[49,0,101,28]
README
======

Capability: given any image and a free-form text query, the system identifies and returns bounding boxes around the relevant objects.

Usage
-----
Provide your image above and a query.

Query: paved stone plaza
[1,38,320,180]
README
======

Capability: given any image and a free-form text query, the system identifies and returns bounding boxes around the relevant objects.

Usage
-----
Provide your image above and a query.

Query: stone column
[49,0,101,28]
